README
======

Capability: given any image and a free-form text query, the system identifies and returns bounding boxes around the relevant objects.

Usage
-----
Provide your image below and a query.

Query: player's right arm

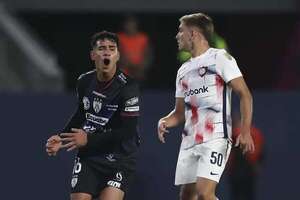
[157,97,185,143]
[45,74,86,156]
[61,74,87,133]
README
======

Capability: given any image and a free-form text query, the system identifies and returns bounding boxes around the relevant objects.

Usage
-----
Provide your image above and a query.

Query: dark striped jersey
[63,69,140,169]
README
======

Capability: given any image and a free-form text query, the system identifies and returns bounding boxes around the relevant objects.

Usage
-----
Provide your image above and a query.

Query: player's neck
[191,41,210,58]
[96,66,116,82]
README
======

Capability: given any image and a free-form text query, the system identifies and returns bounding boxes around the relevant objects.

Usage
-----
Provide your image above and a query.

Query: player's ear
[116,50,120,61]
[191,27,201,40]
[190,29,198,40]
[90,50,95,61]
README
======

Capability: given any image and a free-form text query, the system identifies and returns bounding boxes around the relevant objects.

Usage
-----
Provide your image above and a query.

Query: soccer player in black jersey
[45,31,140,200]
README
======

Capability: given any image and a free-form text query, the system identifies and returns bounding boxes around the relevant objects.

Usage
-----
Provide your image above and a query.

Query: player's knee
[70,193,92,200]
[197,190,215,200]
[180,191,197,200]
[180,185,197,200]
[99,187,124,200]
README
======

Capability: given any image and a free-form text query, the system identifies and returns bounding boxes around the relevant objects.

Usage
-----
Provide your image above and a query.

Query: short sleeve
[120,81,140,117]
[175,70,185,98]
[215,50,242,83]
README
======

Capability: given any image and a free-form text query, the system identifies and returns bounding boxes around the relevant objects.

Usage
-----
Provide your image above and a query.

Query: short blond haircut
[180,13,214,43]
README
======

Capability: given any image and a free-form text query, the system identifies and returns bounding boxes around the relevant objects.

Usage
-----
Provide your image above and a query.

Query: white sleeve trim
[175,69,185,98]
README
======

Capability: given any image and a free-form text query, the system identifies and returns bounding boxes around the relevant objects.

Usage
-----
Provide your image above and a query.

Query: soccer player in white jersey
[157,13,255,200]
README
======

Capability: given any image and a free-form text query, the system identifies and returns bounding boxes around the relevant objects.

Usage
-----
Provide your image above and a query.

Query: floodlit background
[0,0,299,199]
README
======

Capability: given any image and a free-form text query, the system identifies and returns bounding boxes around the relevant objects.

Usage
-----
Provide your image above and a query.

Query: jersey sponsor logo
[83,97,90,110]
[86,113,108,125]
[106,104,118,111]
[93,97,102,113]
[124,106,139,112]
[184,86,208,97]
[115,172,123,181]
[210,172,219,176]
[83,125,96,133]
[107,180,121,188]
[125,97,139,106]
[92,91,107,98]
[106,154,116,162]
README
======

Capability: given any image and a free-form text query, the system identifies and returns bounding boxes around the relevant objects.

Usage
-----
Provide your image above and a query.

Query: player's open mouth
[103,58,110,65]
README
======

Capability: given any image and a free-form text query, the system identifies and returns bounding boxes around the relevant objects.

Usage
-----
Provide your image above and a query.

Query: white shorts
[175,138,231,185]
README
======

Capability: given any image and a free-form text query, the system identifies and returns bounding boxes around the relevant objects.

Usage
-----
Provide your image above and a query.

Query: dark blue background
[0,91,299,199]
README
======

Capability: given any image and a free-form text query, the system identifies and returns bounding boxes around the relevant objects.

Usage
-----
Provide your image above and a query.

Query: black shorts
[70,157,135,198]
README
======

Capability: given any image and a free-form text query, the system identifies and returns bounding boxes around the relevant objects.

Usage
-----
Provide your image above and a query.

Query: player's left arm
[216,50,255,154]
[229,77,255,154]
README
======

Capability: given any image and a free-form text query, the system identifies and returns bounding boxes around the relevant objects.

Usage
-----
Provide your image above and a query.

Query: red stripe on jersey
[120,112,140,117]
[216,75,224,98]
[190,96,198,125]
[205,118,214,133]
[195,133,203,143]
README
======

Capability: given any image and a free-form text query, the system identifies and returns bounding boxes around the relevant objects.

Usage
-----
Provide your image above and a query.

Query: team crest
[93,97,102,113]
[71,177,78,188]
[82,97,90,110]
[199,66,208,77]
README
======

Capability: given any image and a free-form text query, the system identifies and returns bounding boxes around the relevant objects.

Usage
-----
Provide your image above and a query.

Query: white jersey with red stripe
[175,48,242,150]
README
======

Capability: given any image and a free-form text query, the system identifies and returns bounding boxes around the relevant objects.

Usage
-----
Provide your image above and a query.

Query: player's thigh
[180,183,197,200]
[197,139,231,183]
[196,177,217,197]
[71,192,93,200]
[98,187,124,200]
[71,157,99,197]
[175,149,199,185]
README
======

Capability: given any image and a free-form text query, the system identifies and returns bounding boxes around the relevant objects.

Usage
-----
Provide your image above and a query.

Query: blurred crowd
[0,12,299,92]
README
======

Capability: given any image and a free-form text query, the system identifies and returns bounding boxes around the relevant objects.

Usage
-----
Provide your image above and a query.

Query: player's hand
[46,135,62,156]
[60,128,88,151]
[157,119,169,143]
[235,132,255,154]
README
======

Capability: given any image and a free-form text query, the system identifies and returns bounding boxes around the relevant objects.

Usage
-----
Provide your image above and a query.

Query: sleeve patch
[125,97,139,106]
[124,106,139,112]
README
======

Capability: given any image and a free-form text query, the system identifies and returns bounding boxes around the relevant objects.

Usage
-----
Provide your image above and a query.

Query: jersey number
[210,151,223,167]
[73,158,82,174]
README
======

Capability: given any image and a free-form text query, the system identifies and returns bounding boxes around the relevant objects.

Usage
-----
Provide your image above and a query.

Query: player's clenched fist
[157,119,169,143]
[46,135,62,156]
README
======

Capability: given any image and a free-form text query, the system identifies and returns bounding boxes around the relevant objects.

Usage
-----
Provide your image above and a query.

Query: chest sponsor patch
[86,113,108,125]
[184,86,209,97]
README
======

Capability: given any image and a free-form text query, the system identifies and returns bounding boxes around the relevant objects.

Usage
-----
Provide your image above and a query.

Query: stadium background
[0,0,299,199]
